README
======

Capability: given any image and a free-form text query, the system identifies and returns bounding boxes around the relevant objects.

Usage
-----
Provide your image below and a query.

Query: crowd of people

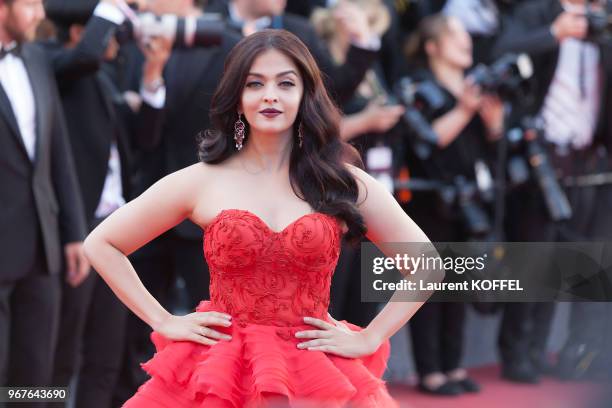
[1,0,611,406]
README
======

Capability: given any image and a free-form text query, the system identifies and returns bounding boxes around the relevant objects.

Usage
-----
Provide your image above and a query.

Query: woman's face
[429,17,473,69]
[240,49,304,138]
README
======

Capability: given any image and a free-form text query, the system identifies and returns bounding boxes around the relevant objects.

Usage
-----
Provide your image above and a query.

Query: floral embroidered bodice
[204,209,342,329]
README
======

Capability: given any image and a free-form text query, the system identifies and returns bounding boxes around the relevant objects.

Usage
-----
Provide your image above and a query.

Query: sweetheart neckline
[204,208,338,235]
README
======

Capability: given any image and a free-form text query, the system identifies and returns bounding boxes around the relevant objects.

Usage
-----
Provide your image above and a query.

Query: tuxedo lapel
[0,81,30,160]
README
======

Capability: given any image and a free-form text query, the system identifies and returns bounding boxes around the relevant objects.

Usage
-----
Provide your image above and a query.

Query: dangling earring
[298,121,304,148]
[234,114,246,151]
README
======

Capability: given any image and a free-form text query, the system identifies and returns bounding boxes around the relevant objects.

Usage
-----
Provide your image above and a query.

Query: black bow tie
[0,42,22,60]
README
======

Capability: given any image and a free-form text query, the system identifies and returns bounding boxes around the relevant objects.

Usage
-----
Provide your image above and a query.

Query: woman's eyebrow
[247,70,298,78]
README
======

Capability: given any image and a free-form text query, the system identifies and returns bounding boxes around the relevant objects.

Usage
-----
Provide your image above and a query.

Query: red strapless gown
[123,209,399,408]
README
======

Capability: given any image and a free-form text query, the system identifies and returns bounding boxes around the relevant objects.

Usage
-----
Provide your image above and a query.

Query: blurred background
[1,0,612,406]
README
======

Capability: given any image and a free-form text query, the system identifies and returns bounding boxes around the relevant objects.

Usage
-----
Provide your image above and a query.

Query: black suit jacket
[56,68,135,222]
[206,1,378,104]
[43,16,163,222]
[492,0,612,152]
[0,43,87,282]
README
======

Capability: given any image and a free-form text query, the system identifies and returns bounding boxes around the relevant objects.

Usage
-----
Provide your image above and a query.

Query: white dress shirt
[94,141,125,219]
[539,39,600,150]
[93,2,126,25]
[0,41,37,161]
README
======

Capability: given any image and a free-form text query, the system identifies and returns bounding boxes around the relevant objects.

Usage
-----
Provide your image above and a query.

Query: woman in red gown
[84,29,434,407]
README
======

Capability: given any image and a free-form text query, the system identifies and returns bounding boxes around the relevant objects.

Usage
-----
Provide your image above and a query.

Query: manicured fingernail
[295,332,302,338]
[297,343,304,349]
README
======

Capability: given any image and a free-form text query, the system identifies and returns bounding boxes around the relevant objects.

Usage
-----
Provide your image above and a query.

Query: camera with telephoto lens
[586,0,612,42]
[395,174,494,238]
[506,117,572,222]
[468,53,533,100]
[394,78,448,160]
[440,176,492,238]
[114,0,225,49]
[44,0,226,49]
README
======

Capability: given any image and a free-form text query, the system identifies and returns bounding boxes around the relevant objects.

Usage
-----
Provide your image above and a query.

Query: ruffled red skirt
[122,301,398,407]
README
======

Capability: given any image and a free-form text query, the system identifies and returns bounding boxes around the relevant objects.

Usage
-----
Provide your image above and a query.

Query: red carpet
[387,365,608,408]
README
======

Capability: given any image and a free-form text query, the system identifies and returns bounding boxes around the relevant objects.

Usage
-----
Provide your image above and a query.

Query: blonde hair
[310,0,391,41]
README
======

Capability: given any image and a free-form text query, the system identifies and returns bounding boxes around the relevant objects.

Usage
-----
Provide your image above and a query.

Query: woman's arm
[432,105,476,148]
[432,82,481,148]
[83,164,232,344]
[340,112,372,142]
[296,166,442,357]
[339,102,405,142]
[351,166,442,346]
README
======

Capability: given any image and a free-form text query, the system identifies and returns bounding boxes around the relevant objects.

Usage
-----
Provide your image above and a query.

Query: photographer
[401,14,503,396]
[493,0,612,382]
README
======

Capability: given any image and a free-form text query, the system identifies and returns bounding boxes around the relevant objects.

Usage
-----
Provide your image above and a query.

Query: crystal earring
[298,121,304,148]
[234,114,246,151]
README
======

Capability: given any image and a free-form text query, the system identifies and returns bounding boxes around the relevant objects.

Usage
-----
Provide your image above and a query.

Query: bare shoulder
[178,161,217,178]
[143,162,218,208]
[344,163,388,207]
[345,162,368,179]
[166,162,217,189]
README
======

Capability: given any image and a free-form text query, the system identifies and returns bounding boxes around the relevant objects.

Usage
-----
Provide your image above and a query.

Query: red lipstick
[260,108,282,118]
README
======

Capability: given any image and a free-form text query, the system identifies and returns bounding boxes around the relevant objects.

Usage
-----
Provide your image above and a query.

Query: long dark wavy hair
[198,29,366,242]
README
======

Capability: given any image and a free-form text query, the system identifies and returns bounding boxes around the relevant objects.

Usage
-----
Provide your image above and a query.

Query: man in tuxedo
[0,0,88,391]
[40,1,170,406]
[206,0,381,104]
[493,0,612,382]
